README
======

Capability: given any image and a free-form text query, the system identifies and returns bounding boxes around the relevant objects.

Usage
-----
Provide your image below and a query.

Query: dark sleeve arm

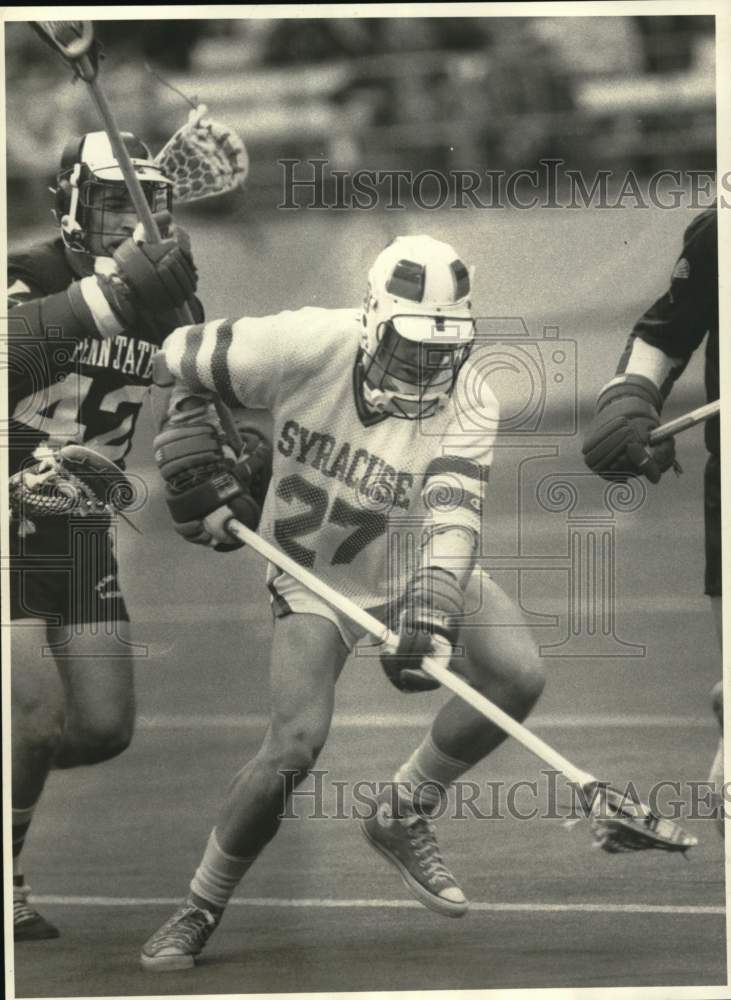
[7,270,101,412]
[9,287,99,344]
[616,210,718,396]
[8,266,100,346]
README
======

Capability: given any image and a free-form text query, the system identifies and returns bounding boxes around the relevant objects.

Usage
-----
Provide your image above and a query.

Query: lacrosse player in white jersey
[141,235,545,971]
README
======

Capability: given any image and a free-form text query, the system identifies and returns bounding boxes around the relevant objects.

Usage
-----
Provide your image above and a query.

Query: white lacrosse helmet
[359,235,475,419]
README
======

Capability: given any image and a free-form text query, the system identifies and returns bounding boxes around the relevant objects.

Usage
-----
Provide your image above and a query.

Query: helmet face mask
[360,317,473,419]
[359,235,476,420]
[54,132,172,258]
[77,176,171,256]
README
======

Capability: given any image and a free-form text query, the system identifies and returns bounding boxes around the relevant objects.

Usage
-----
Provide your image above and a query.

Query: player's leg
[141,610,349,971]
[212,613,347,859]
[428,573,545,765]
[12,620,66,940]
[49,521,135,766]
[364,572,544,915]
[709,622,723,837]
[704,454,723,832]
[13,620,135,940]
[710,596,722,733]
[49,622,135,768]
[12,520,135,939]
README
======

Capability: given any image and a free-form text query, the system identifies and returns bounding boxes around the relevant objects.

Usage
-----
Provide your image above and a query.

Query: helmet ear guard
[54,165,88,252]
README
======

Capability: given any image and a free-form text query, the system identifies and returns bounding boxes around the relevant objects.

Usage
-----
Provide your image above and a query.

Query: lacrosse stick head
[155,105,249,205]
[581,781,698,855]
[9,445,136,522]
[31,21,100,80]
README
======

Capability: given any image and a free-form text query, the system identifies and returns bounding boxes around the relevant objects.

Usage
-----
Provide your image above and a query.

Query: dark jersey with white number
[618,207,719,455]
[8,237,202,474]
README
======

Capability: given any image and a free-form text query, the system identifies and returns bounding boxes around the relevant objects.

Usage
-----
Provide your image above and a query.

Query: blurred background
[4,13,718,523]
[5,14,717,414]
[6,14,716,228]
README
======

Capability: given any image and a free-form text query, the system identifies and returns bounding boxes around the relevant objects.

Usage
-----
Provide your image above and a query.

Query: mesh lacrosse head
[10,466,105,519]
[155,105,249,205]
[584,782,698,854]
[9,445,135,521]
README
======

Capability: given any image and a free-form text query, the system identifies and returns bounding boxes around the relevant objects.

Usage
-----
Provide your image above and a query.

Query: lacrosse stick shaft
[412,657,594,786]
[225,517,596,788]
[89,83,243,450]
[650,399,720,444]
[48,28,244,454]
[86,78,163,243]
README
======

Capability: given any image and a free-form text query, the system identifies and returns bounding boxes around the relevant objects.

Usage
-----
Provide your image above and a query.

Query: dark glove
[582,374,676,484]
[381,567,463,693]
[235,426,273,510]
[99,210,198,325]
[153,416,263,552]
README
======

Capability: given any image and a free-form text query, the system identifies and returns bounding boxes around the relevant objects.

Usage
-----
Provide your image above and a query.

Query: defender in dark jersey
[582,206,722,827]
[9,130,201,940]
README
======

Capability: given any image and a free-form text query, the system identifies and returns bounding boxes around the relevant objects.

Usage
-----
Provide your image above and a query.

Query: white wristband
[625,339,681,388]
[78,275,125,339]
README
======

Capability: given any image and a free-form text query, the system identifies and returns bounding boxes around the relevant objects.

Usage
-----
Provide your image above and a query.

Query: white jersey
[163,308,498,610]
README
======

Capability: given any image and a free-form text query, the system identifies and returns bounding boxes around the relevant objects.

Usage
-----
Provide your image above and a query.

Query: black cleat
[14,880,59,941]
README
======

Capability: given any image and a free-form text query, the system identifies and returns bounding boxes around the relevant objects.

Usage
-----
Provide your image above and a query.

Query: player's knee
[470,645,545,714]
[513,653,546,710]
[89,718,134,762]
[13,700,65,765]
[266,729,324,787]
[58,715,134,767]
[493,638,546,707]
[13,711,63,766]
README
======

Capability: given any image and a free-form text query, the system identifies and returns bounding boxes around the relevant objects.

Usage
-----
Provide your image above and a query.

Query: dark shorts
[705,453,722,597]
[9,514,129,626]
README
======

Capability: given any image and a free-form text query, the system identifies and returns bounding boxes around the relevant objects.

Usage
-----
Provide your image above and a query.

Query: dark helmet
[54,131,172,255]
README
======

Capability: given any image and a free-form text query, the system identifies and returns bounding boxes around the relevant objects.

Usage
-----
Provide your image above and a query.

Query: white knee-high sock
[190,829,256,911]
[393,734,471,813]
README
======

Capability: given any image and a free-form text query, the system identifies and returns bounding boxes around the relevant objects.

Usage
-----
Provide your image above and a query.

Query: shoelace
[408,818,452,882]
[152,905,216,950]
[13,896,40,924]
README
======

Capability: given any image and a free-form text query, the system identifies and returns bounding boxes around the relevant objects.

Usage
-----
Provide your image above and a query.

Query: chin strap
[362,379,445,420]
